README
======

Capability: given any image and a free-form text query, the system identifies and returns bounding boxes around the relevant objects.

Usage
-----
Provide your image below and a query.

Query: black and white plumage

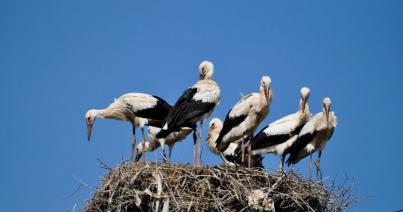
[250,87,311,172]
[216,76,272,167]
[85,93,171,161]
[206,118,264,168]
[136,125,194,162]
[286,97,337,178]
[157,61,221,167]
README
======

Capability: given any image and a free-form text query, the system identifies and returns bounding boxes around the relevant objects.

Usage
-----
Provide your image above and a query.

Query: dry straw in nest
[85,162,352,212]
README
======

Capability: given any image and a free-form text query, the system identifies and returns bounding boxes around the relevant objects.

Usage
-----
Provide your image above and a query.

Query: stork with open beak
[85,93,171,161]
[286,97,337,179]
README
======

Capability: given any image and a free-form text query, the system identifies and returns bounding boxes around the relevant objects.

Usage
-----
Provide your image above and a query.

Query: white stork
[134,139,161,162]
[286,97,337,178]
[157,60,221,167]
[216,76,272,167]
[85,93,171,161]
[137,125,194,161]
[206,118,264,168]
[250,87,311,173]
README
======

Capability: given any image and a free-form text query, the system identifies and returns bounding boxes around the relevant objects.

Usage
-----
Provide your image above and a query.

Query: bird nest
[85,162,352,212]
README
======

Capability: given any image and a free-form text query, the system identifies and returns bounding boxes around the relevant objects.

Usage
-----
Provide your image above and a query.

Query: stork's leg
[168,144,173,162]
[316,151,322,179]
[193,128,197,168]
[161,144,167,162]
[131,127,136,161]
[279,154,285,174]
[247,142,252,168]
[141,127,146,163]
[241,139,245,163]
[197,120,204,167]
[309,154,313,180]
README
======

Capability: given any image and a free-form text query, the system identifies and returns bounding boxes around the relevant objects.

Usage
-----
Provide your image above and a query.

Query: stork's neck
[92,108,116,119]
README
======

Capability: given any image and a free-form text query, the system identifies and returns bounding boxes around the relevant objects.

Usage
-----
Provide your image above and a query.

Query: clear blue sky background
[1,1,402,211]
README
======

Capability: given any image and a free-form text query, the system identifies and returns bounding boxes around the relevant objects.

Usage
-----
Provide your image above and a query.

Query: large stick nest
[85,162,352,212]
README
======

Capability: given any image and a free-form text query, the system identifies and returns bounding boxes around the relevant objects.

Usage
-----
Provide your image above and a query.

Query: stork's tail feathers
[286,151,304,166]
[156,129,170,138]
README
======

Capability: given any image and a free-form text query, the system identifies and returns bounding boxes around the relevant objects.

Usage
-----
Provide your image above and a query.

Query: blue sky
[1,1,402,211]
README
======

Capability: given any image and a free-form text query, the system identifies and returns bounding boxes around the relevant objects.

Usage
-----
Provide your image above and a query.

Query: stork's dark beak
[135,151,142,162]
[324,106,330,122]
[264,87,269,101]
[87,123,93,141]
[301,98,307,113]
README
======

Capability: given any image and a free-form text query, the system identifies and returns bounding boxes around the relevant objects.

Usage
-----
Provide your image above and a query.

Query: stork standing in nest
[135,125,194,162]
[157,61,221,167]
[250,87,311,173]
[85,93,171,161]
[216,76,272,168]
[287,97,337,178]
[206,118,264,168]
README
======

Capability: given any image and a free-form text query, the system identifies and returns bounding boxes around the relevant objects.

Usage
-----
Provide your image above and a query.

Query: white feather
[191,81,221,104]
[120,93,158,112]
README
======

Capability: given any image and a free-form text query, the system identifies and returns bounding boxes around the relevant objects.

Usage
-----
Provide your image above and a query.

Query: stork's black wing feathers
[133,95,172,121]
[251,124,305,150]
[157,88,215,138]
[216,111,247,151]
[286,131,317,165]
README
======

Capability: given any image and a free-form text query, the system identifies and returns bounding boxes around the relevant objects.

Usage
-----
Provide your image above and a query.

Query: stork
[250,87,311,173]
[142,125,194,161]
[157,61,221,167]
[216,76,272,167]
[286,97,337,179]
[134,140,160,162]
[85,93,171,161]
[206,118,264,168]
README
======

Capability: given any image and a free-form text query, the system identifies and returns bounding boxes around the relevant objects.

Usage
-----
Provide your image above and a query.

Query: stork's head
[260,76,272,101]
[206,118,223,154]
[208,118,223,134]
[135,142,150,162]
[300,87,310,113]
[322,97,332,121]
[199,60,214,80]
[85,109,99,141]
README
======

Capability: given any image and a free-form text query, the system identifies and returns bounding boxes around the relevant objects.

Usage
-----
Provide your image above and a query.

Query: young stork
[286,97,337,178]
[206,118,264,168]
[85,93,171,161]
[216,76,272,166]
[136,125,194,162]
[157,61,221,167]
[250,87,311,172]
